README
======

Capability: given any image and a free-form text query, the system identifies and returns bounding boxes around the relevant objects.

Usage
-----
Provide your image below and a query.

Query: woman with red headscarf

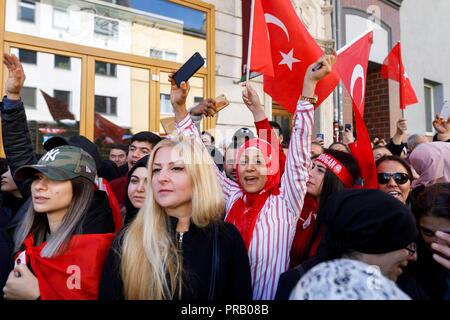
[170,55,336,300]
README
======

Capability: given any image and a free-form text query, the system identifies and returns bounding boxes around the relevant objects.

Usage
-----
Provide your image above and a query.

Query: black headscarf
[314,189,418,263]
[124,155,149,225]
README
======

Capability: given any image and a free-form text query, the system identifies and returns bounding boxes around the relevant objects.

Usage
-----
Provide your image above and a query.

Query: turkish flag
[244,0,273,78]
[40,90,76,121]
[381,42,418,109]
[94,112,126,143]
[335,30,377,189]
[249,0,339,113]
[19,233,114,300]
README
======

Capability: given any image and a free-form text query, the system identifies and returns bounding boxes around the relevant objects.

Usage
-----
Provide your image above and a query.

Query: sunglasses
[377,172,410,185]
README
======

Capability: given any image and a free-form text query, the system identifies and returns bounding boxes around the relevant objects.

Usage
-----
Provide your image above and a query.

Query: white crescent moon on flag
[264,13,290,41]
[350,64,365,107]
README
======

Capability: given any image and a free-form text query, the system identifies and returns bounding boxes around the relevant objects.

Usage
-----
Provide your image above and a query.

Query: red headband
[315,153,354,188]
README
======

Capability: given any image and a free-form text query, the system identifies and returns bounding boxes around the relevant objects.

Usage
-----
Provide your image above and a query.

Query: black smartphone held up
[173,52,205,87]
[345,124,352,131]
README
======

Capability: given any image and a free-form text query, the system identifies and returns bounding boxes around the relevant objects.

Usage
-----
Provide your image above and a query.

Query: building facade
[401,0,450,136]
[0,0,335,157]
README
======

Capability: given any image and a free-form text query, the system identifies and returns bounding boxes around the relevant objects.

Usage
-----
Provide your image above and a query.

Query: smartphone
[173,52,205,87]
[215,94,230,112]
[316,133,324,140]
[345,124,352,131]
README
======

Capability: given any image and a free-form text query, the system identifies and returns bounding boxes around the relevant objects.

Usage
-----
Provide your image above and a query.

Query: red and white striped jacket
[176,101,312,300]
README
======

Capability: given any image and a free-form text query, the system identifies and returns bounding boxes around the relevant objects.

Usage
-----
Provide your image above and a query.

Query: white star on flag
[403,72,408,80]
[279,49,300,71]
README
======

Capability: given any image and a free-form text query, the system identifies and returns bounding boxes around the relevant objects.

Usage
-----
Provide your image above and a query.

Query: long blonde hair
[120,135,225,299]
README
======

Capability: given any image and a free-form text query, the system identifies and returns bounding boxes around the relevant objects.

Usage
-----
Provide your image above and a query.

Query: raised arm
[280,55,336,214]
[242,82,287,175]
[1,53,36,199]
[168,74,241,203]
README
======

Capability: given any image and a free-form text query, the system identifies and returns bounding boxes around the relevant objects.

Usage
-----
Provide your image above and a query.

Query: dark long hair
[302,149,361,261]
[14,177,94,257]
[414,183,450,220]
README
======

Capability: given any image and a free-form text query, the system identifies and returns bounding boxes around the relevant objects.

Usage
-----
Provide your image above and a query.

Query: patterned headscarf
[289,259,411,300]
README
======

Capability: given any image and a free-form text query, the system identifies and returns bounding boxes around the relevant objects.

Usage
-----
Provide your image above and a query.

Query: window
[54,55,71,70]
[18,0,38,23]
[424,85,433,132]
[95,61,117,77]
[424,80,444,133]
[194,96,203,105]
[22,87,37,108]
[95,95,117,115]
[160,94,173,114]
[165,51,178,62]
[18,49,37,64]
[53,90,71,109]
[94,17,119,38]
[150,49,163,60]
[53,8,69,30]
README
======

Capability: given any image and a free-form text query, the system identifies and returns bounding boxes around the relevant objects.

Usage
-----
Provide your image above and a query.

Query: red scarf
[290,194,320,268]
[225,138,280,251]
[18,233,114,300]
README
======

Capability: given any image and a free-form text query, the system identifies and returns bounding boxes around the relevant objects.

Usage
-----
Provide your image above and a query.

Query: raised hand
[242,82,265,121]
[431,231,450,270]
[189,98,217,117]
[433,114,450,134]
[396,119,408,135]
[344,128,355,144]
[3,53,26,100]
[302,54,336,98]
[168,73,189,121]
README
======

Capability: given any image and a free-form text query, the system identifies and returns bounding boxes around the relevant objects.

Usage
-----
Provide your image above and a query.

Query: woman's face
[307,160,326,197]
[31,173,73,216]
[1,167,19,193]
[419,215,450,250]
[377,160,411,204]
[237,148,267,193]
[151,146,192,216]
[359,246,417,281]
[128,167,148,209]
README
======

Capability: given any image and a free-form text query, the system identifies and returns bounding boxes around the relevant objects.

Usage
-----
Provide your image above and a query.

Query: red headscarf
[225,138,280,251]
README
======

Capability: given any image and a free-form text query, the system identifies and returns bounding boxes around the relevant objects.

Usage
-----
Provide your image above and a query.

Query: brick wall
[364,68,391,139]
[340,0,401,141]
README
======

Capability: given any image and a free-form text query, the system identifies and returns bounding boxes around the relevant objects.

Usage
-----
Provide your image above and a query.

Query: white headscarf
[289,259,411,300]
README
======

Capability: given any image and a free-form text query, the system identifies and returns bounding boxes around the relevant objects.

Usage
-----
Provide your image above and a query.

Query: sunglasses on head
[377,172,410,185]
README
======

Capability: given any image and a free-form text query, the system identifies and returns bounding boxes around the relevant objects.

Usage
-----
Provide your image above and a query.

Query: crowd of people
[0,51,449,300]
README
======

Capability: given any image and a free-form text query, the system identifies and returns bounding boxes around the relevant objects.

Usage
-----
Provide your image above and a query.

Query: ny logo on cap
[42,149,61,162]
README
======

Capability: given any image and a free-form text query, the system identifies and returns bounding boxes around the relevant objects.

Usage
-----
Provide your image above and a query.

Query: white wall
[401,0,450,135]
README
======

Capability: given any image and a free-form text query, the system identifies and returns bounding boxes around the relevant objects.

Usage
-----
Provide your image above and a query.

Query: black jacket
[0,100,36,200]
[0,193,25,229]
[0,228,13,297]
[99,218,252,300]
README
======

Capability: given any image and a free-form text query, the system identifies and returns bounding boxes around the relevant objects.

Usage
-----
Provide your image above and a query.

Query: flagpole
[336,28,374,55]
[398,41,405,119]
[246,0,256,83]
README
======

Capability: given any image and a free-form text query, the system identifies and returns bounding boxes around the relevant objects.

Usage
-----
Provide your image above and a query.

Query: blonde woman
[99,136,252,300]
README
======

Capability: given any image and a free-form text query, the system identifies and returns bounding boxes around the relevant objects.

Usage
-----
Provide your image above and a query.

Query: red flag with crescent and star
[249,0,339,113]
[335,30,377,189]
[381,42,418,110]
